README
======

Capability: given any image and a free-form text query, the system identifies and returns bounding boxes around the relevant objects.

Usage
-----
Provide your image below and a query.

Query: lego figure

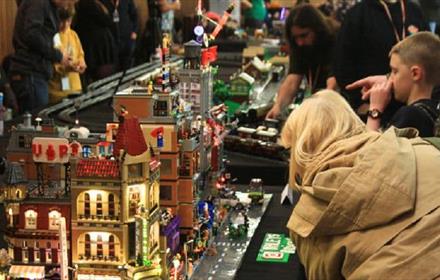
[147,80,153,95]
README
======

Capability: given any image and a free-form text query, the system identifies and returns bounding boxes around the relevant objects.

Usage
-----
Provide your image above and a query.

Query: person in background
[266,4,339,119]
[8,0,72,113]
[281,89,440,279]
[364,32,440,137]
[241,0,267,29]
[75,0,118,82]
[0,66,18,114]
[159,0,181,37]
[49,8,86,104]
[116,0,138,70]
[334,0,428,123]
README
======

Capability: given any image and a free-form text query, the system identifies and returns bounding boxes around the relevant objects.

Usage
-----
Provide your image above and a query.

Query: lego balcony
[78,254,120,263]
[78,214,120,222]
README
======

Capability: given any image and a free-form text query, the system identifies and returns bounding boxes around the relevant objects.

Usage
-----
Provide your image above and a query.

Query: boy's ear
[410,65,423,82]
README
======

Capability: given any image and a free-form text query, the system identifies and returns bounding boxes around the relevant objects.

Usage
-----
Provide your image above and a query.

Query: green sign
[256,233,296,263]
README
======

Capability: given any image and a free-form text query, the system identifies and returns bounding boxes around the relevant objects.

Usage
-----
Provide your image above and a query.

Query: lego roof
[76,159,120,178]
[113,117,148,157]
[5,162,27,184]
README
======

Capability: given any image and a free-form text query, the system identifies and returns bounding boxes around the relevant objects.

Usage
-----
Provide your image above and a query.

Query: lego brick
[159,181,179,206]
[178,203,194,228]
[159,153,179,181]
[178,179,194,203]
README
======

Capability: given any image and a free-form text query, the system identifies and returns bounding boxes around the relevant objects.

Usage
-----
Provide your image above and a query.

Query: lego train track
[38,57,184,132]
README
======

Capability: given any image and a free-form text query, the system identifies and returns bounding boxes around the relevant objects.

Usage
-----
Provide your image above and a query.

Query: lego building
[70,118,162,280]
[2,162,71,280]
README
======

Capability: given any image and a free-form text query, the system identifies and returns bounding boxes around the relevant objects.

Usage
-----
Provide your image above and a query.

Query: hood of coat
[288,127,418,238]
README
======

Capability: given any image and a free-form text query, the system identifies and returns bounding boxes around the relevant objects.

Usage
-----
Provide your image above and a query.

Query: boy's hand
[346,75,388,99]
[368,79,393,112]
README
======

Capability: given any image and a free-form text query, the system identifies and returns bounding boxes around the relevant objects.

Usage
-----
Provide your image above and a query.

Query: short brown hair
[390,32,440,85]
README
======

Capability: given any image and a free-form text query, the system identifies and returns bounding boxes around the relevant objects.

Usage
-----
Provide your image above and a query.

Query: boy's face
[389,53,413,103]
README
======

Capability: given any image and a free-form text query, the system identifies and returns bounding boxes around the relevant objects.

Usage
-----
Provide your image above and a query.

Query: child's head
[389,32,440,103]
[59,8,74,32]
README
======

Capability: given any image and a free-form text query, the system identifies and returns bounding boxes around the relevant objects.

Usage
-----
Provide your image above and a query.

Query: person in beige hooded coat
[281,89,440,280]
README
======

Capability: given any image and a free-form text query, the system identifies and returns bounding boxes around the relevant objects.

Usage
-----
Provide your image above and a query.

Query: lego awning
[9,265,45,279]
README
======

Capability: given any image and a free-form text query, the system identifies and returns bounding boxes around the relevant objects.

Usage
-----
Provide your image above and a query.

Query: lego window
[22,249,28,263]
[46,249,52,263]
[7,208,13,226]
[25,136,32,148]
[48,210,61,230]
[160,159,172,176]
[85,234,91,257]
[108,194,115,217]
[160,185,172,201]
[97,235,103,257]
[25,210,37,229]
[82,145,92,158]
[84,192,91,217]
[128,163,143,178]
[153,100,168,117]
[151,181,160,210]
[35,250,40,263]
[129,188,140,216]
[96,194,103,217]
[109,235,115,257]
[18,135,25,148]
[16,190,21,199]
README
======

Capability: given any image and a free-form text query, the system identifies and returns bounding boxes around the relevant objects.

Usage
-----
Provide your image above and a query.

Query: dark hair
[58,7,74,21]
[285,4,335,49]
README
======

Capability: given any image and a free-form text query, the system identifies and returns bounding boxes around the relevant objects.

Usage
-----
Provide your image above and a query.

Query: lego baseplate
[190,193,272,280]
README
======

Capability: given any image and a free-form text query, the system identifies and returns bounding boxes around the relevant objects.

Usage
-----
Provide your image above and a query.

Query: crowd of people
[3,0,181,113]
[2,0,440,278]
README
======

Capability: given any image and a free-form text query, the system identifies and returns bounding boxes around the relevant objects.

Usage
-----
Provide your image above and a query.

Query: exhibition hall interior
[0,0,439,279]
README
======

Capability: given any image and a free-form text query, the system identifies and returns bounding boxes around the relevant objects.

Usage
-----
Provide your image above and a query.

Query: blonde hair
[281,90,366,180]
[390,31,440,85]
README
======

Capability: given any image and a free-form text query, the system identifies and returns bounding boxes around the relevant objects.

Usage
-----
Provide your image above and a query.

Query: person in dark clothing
[334,0,428,124]
[8,0,72,113]
[0,67,18,113]
[266,4,339,119]
[116,0,138,70]
[366,32,440,137]
[75,0,118,82]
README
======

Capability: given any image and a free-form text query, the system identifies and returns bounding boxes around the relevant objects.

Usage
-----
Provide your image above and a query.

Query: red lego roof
[113,117,148,157]
[76,159,120,178]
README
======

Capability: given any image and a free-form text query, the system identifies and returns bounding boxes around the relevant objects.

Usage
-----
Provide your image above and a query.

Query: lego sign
[32,138,82,163]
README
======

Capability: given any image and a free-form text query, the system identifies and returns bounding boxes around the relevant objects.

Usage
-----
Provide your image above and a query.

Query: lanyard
[308,65,321,94]
[380,0,406,42]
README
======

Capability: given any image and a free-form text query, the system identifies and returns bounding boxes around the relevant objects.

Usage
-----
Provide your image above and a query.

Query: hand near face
[368,79,393,112]
[346,75,388,100]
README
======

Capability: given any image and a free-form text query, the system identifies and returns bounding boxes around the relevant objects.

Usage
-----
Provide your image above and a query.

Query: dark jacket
[75,0,118,74]
[118,0,138,44]
[9,0,63,80]
[334,0,428,111]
